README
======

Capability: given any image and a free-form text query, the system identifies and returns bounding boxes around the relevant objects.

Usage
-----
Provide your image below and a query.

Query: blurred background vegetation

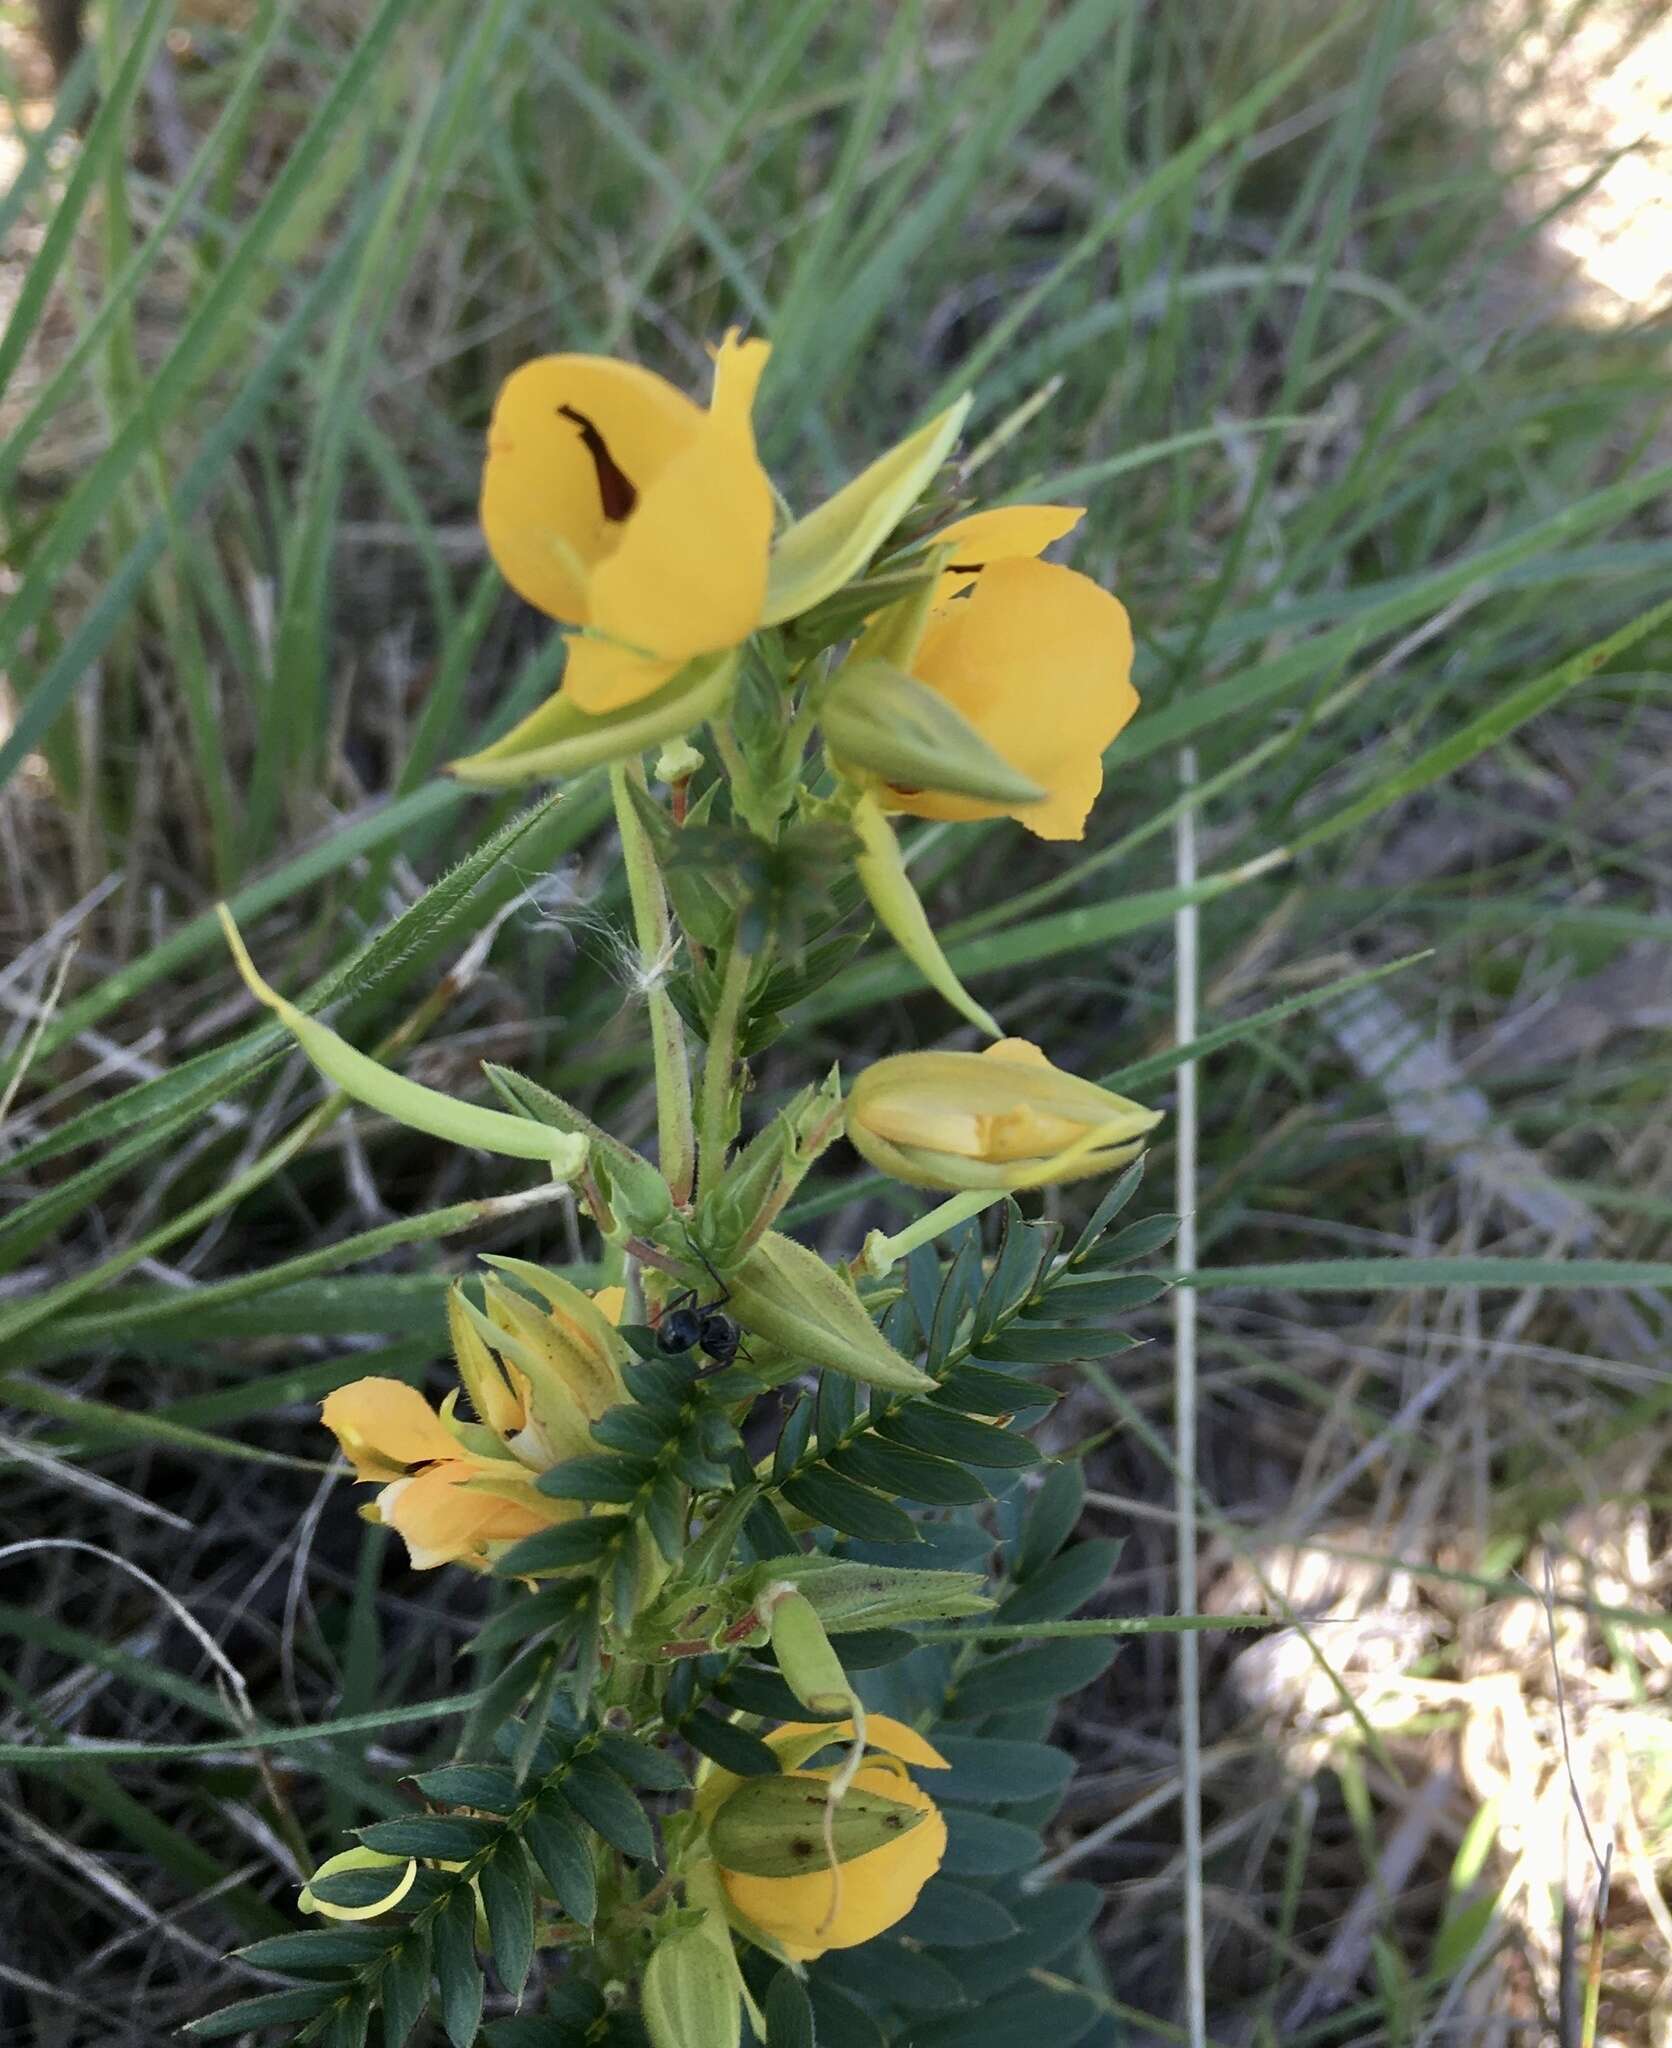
[2,0,1671,2041]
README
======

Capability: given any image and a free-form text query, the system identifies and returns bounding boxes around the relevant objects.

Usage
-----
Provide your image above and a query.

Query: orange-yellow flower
[480,332,773,714]
[320,1377,559,1572]
[846,1037,1160,1191]
[701,1717,948,1961]
[883,555,1134,841]
[319,1267,629,1572]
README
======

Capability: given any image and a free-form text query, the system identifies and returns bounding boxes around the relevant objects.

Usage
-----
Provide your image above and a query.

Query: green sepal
[707,1776,926,1877]
[849,791,999,1037]
[450,648,740,785]
[481,1060,668,1208]
[762,395,971,626]
[782,563,940,659]
[822,657,1045,808]
[695,1068,844,1266]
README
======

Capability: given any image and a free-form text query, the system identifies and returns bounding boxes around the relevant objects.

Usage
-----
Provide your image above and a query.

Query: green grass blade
[0,0,175,400]
[0,0,424,789]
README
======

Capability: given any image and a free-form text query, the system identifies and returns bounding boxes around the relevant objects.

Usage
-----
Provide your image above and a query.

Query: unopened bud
[642,1926,741,2048]
[728,1232,933,1395]
[766,1589,854,1720]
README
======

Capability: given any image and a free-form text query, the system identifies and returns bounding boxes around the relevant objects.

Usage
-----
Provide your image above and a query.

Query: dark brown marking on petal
[946,560,984,574]
[556,404,637,522]
[790,1837,816,1860]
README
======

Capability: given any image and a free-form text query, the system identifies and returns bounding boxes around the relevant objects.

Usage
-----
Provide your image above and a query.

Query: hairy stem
[611,761,696,1205]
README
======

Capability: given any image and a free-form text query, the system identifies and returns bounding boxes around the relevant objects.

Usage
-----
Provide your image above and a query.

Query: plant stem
[859,1187,1004,1276]
[610,761,696,1205]
[698,937,754,1198]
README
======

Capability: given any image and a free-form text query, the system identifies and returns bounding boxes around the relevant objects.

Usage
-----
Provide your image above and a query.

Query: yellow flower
[320,1377,561,1572]
[878,554,1136,842]
[703,1717,948,1961]
[481,331,774,714]
[319,1267,629,1572]
[846,1037,1161,1190]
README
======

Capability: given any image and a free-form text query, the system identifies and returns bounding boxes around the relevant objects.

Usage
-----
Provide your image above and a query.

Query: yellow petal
[853,1089,988,1159]
[889,559,1136,841]
[582,333,773,688]
[321,1379,458,1481]
[924,502,1084,600]
[376,1461,555,1571]
[592,1285,627,1326]
[559,634,687,716]
[480,354,704,623]
[717,1765,945,1960]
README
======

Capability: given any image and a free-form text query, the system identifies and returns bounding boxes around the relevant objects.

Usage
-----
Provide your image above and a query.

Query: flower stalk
[858,1185,1005,1277]
[611,759,696,1205]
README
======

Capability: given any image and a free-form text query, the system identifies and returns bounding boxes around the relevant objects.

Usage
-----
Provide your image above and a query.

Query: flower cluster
[220,330,1163,2048]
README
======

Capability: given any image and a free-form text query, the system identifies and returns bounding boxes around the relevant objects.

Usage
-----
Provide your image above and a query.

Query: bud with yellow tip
[846,1038,1161,1191]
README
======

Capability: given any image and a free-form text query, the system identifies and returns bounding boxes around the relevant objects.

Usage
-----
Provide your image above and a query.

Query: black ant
[654,1248,744,1370]
[655,1290,742,1368]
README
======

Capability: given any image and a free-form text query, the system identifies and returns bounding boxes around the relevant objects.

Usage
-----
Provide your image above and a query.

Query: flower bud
[642,1927,741,2048]
[766,1590,854,1720]
[727,1231,933,1394]
[847,1037,1161,1190]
